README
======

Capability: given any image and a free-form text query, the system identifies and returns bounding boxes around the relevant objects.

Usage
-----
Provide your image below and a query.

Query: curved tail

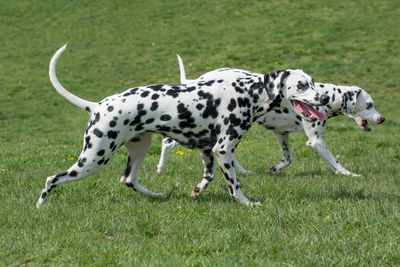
[176,54,196,84]
[49,44,96,113]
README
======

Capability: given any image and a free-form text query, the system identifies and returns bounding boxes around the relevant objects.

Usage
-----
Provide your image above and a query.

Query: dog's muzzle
[377,116,385,124]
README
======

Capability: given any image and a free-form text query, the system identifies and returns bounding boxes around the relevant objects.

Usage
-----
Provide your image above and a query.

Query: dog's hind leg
[191,149,215,197]
[268,132,292,174]
[36,138,116,208]
[121,133,166,198]
[156,138,178,175]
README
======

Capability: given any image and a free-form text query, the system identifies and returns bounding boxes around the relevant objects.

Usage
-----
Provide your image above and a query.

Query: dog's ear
[264,70,290,101]
[279,70,290,89]
[344,88,361,113]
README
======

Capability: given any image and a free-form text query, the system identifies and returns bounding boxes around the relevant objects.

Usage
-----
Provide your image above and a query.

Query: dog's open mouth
[358,119,371,132]
[291,100,325,121]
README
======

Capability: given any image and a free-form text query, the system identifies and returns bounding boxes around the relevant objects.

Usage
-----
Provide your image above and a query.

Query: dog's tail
[49,44,96,113]
[177,54,196,84]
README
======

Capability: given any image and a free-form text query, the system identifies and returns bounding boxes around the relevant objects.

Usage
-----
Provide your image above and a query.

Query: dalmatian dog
[156,55,385,177]
[37,44,328,208]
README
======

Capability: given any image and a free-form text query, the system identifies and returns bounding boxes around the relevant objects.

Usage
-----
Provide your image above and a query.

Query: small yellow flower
[325,215,331,220]
[176,151,185,155]
[274,60,280,65]
[227,48,232,52]
[68,157,75,161]
[188,150,193,153]
[206,66,211,70]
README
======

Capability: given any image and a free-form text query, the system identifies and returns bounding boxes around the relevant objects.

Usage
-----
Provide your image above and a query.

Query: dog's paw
[267,166,280,174]
[191,186,201,198]
[336,170,361,177]
[248,201,261,207]
[155,193,168,199]
[239,169,256,175]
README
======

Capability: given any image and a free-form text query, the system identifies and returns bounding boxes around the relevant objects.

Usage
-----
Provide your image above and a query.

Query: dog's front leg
[212,141,260,206]
[191,149,215,197]
[267,132,292,174]
[304,121,360,176]
[156,138,178,175]
[233,155,256,175]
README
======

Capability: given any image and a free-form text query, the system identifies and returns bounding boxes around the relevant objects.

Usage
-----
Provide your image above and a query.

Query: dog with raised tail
[37,45,328,207]
[156,55,384,177]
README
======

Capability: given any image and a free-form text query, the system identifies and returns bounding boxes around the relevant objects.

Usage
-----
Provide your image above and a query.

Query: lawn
[0,0,399,265]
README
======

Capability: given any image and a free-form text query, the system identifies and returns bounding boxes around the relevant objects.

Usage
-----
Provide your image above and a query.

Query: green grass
[1,0,399,265]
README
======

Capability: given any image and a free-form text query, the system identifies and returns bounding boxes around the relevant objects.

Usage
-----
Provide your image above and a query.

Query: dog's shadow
[295,187,400,204]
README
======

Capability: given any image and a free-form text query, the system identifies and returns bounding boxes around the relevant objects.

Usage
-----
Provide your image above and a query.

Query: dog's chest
[256,110,304,133]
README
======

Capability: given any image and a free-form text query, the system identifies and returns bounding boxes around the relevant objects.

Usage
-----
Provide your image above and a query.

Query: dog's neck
[317,84,354,119]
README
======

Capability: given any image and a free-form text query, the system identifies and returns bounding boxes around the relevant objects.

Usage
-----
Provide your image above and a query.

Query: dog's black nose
[319,94,330,105]
[378,116,385,124]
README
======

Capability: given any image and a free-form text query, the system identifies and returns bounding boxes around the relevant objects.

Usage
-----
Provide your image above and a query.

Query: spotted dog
[37,45,328,208]
[156,56,384,177]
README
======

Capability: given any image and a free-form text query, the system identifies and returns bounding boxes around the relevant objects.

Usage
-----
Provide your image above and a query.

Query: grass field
[1,0,399,265]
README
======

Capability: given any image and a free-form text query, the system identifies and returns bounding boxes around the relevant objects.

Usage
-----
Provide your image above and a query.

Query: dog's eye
[366,103,373,109]
[297,81,309,90]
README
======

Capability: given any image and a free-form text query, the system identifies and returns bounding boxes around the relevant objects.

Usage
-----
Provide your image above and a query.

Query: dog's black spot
[160,115,171,121]
[135,123,144,131]
[166,89,179,98]
[227,99,237,111]
[124,119,129,125]
[109,120,117,127]
[229,114,241,126]
[237,97,250,108]
[109,141,115,149]
[141,91,150,98]
[146,118,155,124]
[107,130,118,139]
[196,103,204,110]
[152,94,159,100]
[204,80,215,86]
[77,157,87,168]
[202,98,221,119]
[172,129,182,134]
[69,170,77,177]
[97,150,105,156]
[150,102,159,111]
[177,103,196,128]
[107,106,114,112]
[137,103,144,110]
[226,125,239,141]
[224,163,231,169]
[223,117,229,125]
[97,158,105,165]
[93,128,103,138]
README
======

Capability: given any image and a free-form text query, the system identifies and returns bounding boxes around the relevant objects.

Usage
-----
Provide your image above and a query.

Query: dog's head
[264,69,329,122]
[342,86,385,131]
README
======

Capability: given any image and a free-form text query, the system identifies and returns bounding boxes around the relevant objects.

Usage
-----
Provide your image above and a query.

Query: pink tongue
[294,101,325,121]
[307,106,325,121]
